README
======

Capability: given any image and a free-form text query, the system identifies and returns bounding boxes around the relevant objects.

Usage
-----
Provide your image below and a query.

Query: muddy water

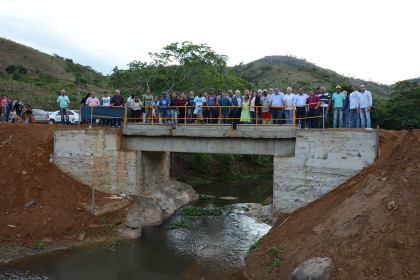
[0,178,272,280]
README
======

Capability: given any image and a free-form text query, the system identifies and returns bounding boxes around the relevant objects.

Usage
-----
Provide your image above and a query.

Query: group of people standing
[76,84,373,130]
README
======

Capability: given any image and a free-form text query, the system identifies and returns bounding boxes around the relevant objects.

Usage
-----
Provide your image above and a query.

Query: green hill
[0,37,109,110]
[227,55,391,101]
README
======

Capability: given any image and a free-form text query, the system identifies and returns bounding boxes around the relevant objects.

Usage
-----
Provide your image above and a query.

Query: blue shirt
[218,98,231,114]
[208,95,217,108]
[358,91,373,109]
[57,95,70,108]
[159,98,171,110]
[344,96,349,111]
[294,94,309,107]
[268,92,285,107]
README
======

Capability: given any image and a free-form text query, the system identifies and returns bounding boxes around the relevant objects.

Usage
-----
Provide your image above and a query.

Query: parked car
[32,109,49,123]
[9,109,49,123]
[48,110,79,124]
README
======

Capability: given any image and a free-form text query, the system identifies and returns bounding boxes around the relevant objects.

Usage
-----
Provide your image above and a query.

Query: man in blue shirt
[56,89,70,125]
[159,92,171,124]
[218,92,231,124]
[268,87,285,124]
[207,88,218,123]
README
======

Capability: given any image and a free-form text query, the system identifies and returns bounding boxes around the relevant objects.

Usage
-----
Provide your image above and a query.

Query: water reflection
[0,178,272,280]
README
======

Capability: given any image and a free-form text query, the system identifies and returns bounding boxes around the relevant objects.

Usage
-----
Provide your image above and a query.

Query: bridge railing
[79,102,325,129]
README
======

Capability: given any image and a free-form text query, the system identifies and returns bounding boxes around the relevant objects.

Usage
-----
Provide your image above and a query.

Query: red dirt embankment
[245,129,420,279]
[0,124,118,252]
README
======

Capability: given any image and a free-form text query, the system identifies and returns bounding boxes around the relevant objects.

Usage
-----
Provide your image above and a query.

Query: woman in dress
[240,92,251,123]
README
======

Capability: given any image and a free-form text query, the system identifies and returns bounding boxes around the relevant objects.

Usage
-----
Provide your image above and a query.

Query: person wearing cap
[331,85,346,128]
[260,89,271,124]
[349,85,360,128]
[159,92,171,124]
[57,89,70,125]
[358,85,373,129]
[207,88,219,124]
[318,87,331,128]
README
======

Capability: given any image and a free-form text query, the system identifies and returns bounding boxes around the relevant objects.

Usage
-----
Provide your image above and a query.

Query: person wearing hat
[331,85,346,128]
[207,88,219,124]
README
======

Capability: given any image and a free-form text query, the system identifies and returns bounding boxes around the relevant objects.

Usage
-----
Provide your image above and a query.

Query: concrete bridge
[53,124,378,217]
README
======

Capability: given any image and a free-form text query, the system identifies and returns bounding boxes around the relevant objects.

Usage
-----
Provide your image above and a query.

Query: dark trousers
[209,108,218,123]
[178,108,186,124]
[270,108,283,124]
[308,108,318,128]
[296,107,306,128]
[202,107,210,123]
[60,107,70,124]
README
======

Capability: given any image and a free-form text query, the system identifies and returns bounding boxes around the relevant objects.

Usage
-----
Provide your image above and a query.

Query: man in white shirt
[349,85,360,128]
[101,91,111,126]
[268,87,285,124]
[284,87,295,125]
[358,85,373,129]
[293,88,309,129]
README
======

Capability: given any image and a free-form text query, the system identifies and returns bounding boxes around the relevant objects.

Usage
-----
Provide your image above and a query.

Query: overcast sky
[1,0,419,85]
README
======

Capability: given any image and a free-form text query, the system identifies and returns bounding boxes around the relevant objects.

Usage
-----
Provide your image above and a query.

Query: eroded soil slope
[0,124,114,250]
[245,130,419,279]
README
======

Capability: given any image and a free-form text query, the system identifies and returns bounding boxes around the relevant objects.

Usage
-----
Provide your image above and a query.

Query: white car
[48,110,79,124]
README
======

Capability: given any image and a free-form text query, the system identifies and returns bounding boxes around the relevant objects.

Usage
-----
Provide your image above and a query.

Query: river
[0,178,272,280]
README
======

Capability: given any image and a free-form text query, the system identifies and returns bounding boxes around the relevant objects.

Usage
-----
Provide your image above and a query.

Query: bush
[5,65,17,74]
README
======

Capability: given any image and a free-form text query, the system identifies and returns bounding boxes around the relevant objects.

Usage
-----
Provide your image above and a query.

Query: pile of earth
[245,129,419,279]
[0,123,124,257]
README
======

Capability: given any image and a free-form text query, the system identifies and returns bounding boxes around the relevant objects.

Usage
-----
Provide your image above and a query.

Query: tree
[74,72,88,101]
[109,42,253,95]
[380,80,420,130]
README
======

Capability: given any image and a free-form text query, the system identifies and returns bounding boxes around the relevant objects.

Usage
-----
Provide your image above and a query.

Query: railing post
[124,107,128,128]
[255,106,258,128]
[292,106,296,129]
[90,105,93,128]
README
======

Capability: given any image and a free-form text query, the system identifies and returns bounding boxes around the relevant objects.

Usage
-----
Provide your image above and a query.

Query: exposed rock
[118,228,142,239]
[219,196,238,200]
[386,201,396,210]
[290,257,334,280]
[126,180,198,229]
[246,203,273,224]
[126,198,163,229]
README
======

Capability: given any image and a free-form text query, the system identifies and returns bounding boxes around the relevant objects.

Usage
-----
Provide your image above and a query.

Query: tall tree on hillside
[109,42,253,94]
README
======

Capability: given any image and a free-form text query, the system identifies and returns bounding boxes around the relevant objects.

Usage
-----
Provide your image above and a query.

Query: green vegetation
[166,219,193,230]
[199,194,216,200]
[374,80,420,130]
[102,240,119,251]
[166,206,222,230]
[34,240,45,249]
[102,211,118,221]
[266,246,285,272]
[180,206,222,217]
[248,234,266,253]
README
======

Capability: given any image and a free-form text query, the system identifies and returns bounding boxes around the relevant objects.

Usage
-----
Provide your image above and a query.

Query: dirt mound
[245,130,420,279]
[0,123,119,250]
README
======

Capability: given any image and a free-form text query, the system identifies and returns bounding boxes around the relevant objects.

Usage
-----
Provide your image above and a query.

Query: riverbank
[244,130,420,279]
[0,124,199,263]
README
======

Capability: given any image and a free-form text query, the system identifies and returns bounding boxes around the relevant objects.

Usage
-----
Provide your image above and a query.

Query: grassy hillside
[228,55,391,101]
[0,38,109,110]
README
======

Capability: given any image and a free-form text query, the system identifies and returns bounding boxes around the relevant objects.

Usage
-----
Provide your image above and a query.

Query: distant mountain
[0,37,109,110]
[228,55,391,100]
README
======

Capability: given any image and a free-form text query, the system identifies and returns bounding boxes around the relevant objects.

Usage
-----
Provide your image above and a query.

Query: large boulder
[290,257,334,280]
[126,197,163,229]
[125,180,199,230]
